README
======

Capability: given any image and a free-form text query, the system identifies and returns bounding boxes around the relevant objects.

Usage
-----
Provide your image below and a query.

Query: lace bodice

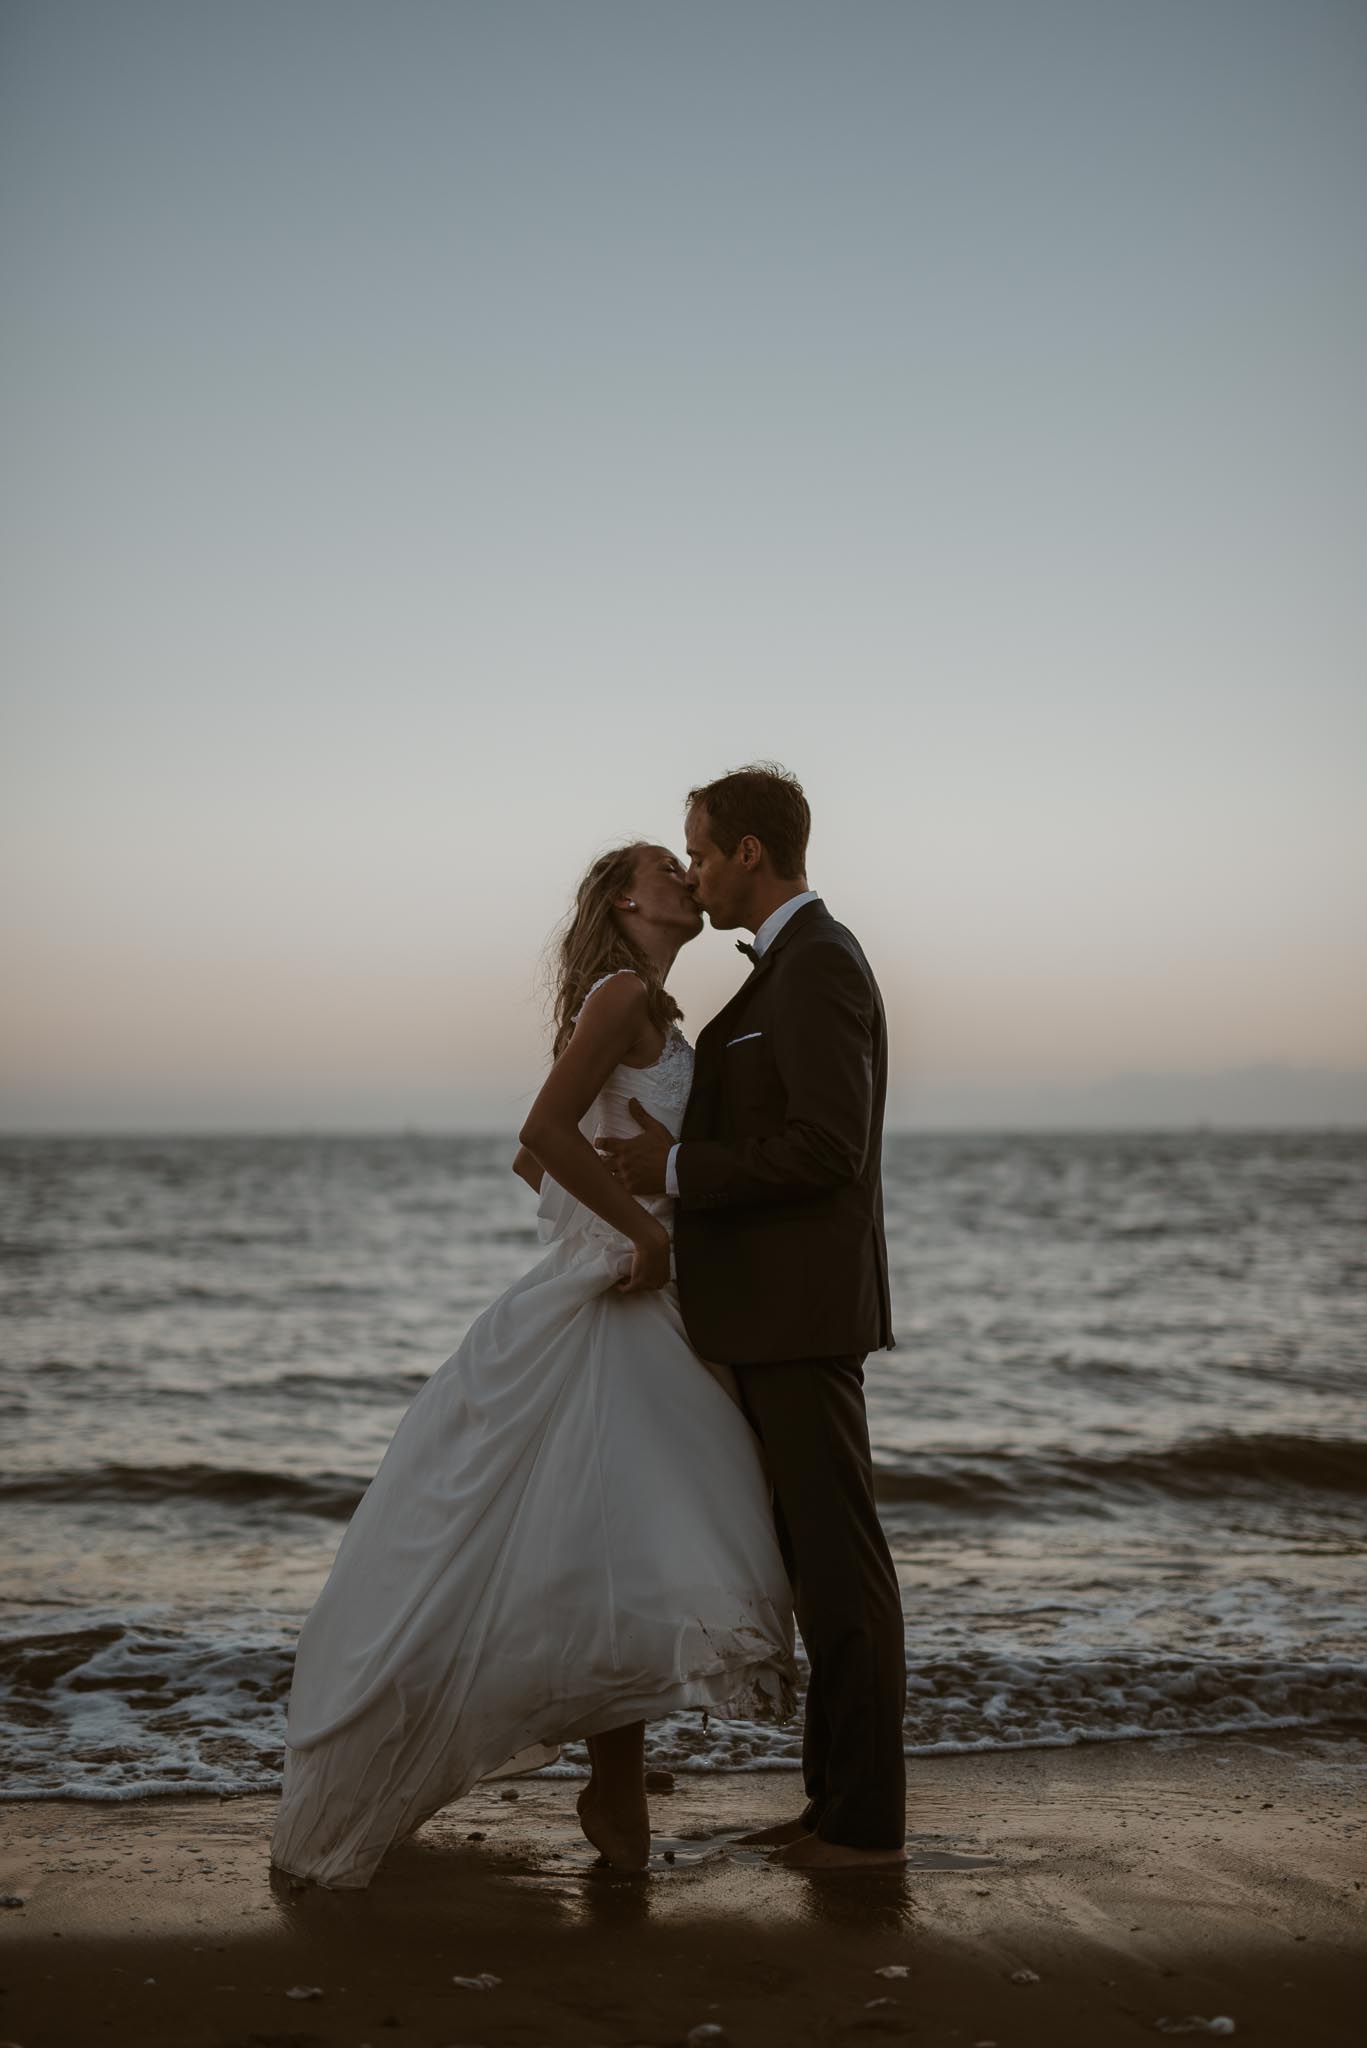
[536,970,693,1262]
[574,970,694,1143]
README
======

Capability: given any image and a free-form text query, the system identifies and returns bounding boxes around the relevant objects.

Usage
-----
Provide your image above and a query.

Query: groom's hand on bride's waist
[597,1101,672,1195]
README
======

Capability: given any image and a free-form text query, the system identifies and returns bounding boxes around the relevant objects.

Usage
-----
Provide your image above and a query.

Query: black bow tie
[736,939,759,964]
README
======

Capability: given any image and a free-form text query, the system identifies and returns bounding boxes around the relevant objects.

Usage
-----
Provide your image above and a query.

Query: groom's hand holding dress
[598,1100,672,1196]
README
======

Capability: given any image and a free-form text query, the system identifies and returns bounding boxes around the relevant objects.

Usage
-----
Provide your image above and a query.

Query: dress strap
[572,967,646,1025]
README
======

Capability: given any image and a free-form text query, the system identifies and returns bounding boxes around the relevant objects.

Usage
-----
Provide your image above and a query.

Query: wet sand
[2,1732,1363,2047]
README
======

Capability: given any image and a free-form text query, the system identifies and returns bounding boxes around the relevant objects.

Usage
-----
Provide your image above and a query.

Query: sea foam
[2,1618,1363,1802]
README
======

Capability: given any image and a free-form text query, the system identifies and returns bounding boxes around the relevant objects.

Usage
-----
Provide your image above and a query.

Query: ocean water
[1,1130,1364,1801]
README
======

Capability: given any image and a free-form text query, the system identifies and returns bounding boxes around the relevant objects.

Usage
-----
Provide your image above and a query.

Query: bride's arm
[518,976,671,1287]
[511,1144,544,1192]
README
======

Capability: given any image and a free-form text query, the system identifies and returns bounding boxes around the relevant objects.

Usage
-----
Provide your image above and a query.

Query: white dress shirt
[664,891,819,1199]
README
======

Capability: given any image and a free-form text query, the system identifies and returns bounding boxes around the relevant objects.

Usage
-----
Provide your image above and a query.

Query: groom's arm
[675,943,875,1209]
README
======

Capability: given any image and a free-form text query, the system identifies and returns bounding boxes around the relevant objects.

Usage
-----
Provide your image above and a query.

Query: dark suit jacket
[673,898,894,1366]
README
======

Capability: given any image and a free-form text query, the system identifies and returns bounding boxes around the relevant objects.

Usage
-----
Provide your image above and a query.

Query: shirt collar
[751,890,819,957]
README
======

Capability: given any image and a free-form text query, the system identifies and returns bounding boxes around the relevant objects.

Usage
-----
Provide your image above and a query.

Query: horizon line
[3,1122,1364,1141]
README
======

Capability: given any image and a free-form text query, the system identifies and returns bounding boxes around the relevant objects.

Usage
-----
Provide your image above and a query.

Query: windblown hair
[686,762,810,880]
[549,842,684,1060]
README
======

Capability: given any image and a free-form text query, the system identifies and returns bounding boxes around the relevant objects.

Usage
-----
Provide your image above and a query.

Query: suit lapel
[695,898,827,1051]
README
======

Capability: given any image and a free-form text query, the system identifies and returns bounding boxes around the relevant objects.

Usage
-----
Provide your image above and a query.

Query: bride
[270,841,797,1888]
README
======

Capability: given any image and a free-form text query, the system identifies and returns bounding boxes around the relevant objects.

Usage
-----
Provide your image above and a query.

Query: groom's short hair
[687,764,810,881]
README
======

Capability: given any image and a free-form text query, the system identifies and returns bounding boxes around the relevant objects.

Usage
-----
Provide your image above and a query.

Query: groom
[600,764,906,1868]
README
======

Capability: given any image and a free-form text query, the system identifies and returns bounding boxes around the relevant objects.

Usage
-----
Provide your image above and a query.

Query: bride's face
[622,846,704,942]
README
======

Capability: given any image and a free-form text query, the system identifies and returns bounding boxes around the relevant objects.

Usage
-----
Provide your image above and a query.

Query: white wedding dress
[271,972,797,1888]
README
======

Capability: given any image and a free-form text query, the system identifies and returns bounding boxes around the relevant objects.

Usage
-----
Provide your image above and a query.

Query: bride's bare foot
[576,1719,650,1869]
[576,1782,650,1871]
[737,1816,814,1846]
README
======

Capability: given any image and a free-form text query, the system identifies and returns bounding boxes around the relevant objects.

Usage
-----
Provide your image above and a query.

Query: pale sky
[3,0,1365,1130]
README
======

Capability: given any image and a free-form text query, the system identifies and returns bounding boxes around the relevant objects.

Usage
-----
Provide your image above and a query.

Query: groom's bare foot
[737,1816,814,1846]
[576,1783,650,1871]
[773,1834,908,1870]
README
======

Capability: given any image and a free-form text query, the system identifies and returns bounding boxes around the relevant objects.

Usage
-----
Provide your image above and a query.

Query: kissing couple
[271,763,906,1886]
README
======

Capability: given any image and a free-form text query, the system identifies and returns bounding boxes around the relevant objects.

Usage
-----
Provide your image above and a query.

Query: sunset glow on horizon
[4,0,1364,1130]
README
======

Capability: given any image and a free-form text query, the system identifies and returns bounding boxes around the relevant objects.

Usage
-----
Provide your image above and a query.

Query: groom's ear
[736,833,763,871]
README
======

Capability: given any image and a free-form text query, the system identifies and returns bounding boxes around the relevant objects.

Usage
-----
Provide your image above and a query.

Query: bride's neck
[629,930,683,984]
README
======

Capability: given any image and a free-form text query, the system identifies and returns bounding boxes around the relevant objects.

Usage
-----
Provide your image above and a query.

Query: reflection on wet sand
[7,1735,1362,2048]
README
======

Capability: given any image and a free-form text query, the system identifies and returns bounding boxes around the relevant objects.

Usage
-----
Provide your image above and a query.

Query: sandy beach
[2,1732,1362,2047]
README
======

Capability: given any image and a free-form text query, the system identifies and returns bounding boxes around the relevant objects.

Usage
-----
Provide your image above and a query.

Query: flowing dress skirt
[270,1230,796,1887]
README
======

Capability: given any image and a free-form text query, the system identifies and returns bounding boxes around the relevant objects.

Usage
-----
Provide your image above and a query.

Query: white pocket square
[725,1030,763,1046]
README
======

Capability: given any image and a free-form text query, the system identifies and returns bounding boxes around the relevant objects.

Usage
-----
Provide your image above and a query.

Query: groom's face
[684,804,748,930]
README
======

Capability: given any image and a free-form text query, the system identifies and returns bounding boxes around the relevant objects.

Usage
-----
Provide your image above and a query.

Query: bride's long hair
[549,842,684,1060]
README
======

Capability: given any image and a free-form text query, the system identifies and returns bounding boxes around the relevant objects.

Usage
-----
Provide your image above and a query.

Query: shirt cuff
[665,1144,681,1200]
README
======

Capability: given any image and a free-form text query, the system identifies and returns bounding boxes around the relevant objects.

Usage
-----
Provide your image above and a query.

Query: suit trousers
[732,1354,906,1849]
